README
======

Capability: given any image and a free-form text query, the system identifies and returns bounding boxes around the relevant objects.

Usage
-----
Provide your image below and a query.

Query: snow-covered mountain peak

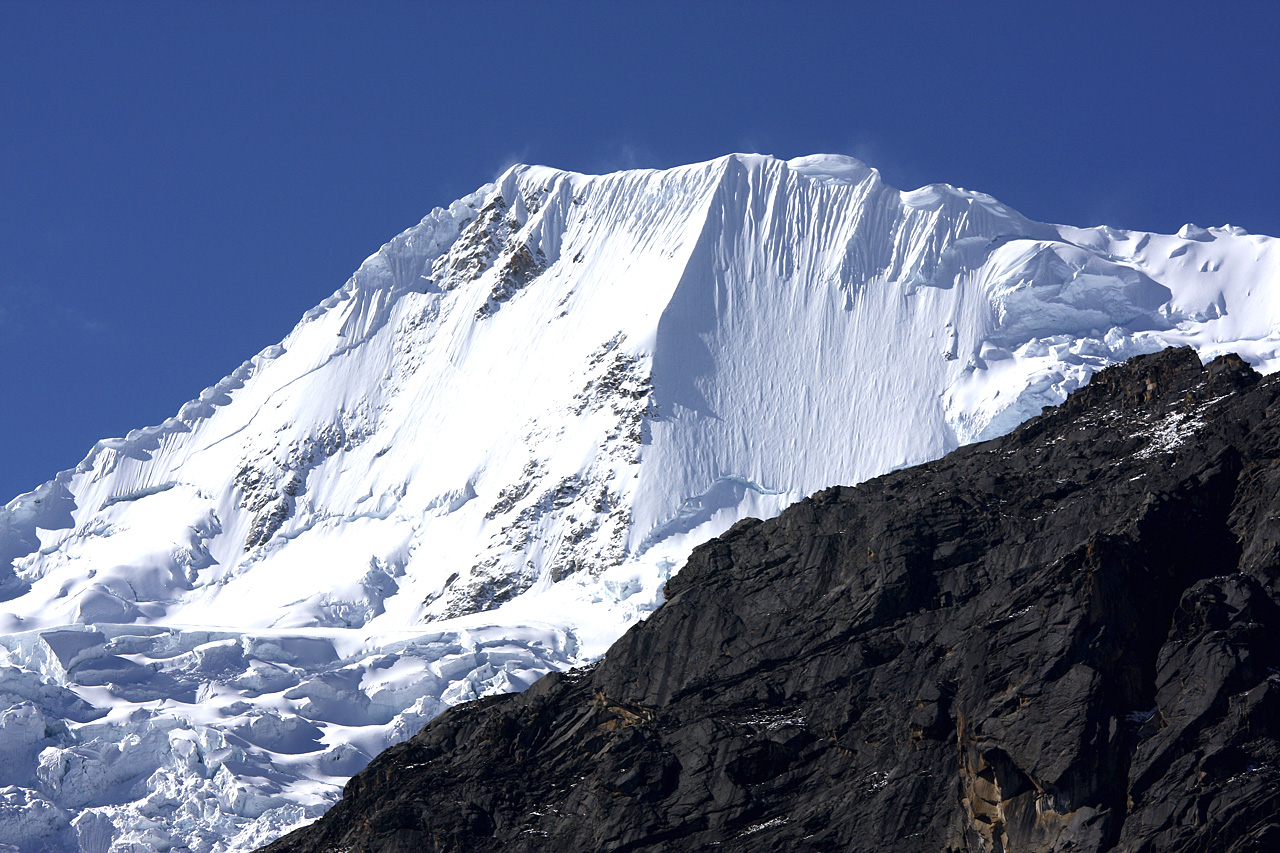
[2,154,1279,851]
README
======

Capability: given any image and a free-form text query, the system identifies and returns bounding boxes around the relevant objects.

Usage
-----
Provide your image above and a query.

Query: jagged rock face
[262,348,1280,853]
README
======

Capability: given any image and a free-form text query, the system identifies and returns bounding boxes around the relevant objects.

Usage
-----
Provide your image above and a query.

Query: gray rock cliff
[262,347,1280,852]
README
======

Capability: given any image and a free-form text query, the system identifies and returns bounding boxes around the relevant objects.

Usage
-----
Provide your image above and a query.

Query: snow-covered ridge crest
[2,152,1279,852]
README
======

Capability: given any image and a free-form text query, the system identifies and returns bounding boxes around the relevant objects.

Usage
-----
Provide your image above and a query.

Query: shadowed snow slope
[1,153,1278,852]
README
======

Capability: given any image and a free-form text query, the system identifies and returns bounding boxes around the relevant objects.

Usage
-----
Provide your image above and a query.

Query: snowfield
[1,153,1278,851]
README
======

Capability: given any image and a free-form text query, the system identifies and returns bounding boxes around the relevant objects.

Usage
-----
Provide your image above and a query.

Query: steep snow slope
[1,154,1278,852]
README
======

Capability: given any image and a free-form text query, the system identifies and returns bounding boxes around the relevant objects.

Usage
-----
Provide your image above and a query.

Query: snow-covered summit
[2,153,1279,851]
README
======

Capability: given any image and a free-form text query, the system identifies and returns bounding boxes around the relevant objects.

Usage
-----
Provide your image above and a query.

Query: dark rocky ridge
[262,347,1280,853]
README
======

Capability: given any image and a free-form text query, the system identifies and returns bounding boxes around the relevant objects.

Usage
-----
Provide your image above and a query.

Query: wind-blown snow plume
[1,154,1277,851]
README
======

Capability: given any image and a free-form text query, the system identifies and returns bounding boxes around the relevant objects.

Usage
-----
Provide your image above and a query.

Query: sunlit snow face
[1,153,1278,853]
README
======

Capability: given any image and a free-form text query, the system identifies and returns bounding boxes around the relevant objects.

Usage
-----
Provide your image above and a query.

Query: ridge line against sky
[2,0,1278,501]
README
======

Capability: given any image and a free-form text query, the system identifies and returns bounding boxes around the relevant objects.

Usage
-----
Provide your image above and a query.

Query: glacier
[1,152,1278,852]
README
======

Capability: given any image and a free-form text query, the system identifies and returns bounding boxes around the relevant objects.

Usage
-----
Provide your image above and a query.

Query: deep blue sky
[2,1,1278,501]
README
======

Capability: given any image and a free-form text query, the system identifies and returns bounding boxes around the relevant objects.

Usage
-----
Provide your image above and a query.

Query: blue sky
[2,0,1278,501]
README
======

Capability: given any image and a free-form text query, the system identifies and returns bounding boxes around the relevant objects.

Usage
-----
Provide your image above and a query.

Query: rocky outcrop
[261,347,1280,853]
